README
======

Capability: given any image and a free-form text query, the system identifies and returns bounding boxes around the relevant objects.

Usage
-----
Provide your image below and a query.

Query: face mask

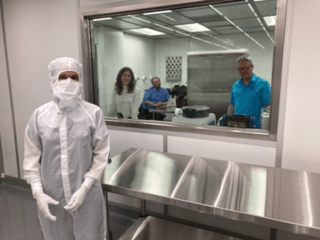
[56,78,79,98]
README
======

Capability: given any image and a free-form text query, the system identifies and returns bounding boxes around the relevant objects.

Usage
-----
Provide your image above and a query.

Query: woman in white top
[107,67,141,119]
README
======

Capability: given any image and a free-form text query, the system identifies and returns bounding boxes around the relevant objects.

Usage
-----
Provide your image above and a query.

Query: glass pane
[90,0,277,129]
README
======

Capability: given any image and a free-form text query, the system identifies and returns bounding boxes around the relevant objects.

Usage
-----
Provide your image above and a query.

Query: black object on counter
[220,114,254,128]
[182,105,210,118]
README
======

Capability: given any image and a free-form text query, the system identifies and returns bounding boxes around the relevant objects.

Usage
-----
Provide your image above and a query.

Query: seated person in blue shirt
[139,76,170,120]
[227,55,271,128]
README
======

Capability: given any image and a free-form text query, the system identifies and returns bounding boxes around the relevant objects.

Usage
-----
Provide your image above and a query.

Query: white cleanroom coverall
[23,57,110,240]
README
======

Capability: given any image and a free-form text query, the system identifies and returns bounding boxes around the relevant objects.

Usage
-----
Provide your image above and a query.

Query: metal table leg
[164,204,169,216]
[140,199,146,217]
[270,228,277,240]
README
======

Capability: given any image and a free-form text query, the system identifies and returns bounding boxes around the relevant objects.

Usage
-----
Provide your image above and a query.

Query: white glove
[35,191,59,221]
[29,179,59,222]
[64,178,95,211]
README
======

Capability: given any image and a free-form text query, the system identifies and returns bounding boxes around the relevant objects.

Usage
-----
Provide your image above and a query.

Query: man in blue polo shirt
[140,76,170,120]
[227,55,271,128]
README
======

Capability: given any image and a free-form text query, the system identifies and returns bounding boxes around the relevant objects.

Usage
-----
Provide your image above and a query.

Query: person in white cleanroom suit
[23,57,110,240]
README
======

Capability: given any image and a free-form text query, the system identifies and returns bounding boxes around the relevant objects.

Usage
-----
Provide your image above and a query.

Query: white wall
[94,25,124,114]
[154,38,191,88]
[109,125,277,167]
[1,0,80,177]
[123,32,155,103]
[168,136,276,167]
[280,0,320,173]
[154,31,274,89]
[94,25,155,115]
[0,4,18,177]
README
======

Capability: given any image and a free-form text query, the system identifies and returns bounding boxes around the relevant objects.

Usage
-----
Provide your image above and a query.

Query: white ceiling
[93,0,277,40]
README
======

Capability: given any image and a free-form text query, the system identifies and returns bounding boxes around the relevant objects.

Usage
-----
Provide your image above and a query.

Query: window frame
[79,0,288,142]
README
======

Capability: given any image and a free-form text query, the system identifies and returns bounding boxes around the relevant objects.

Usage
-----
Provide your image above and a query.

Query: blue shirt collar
[151,86,162,91]
[239,73,257,86]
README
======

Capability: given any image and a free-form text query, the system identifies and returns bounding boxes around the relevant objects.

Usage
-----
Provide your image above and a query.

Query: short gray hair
[151,76,160,84]
[237,55,253,65]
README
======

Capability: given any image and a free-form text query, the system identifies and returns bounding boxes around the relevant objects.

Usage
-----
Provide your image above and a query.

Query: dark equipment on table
[172,85,187,108]
[220,114,254,128]
[181,105,210,118]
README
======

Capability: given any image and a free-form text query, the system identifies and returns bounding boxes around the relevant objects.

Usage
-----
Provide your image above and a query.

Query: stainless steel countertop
[102,148,320,237]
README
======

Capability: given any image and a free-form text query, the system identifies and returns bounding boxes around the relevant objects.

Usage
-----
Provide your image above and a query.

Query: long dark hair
[115,67,135,95]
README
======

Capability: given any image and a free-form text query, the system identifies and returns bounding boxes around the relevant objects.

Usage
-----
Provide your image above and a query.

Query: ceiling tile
[242,27,265,33]
[152,27,176,35]
[232,18,261,28]
[216,3,255,19]
[191,15,225,23]
[144,12,193,25]
[193,31,219,37]
[268,26,275,31]
[212,26,235,31]
[117,17,153,28]
[255,1,277,16]
[202,20,231,28]
[153,35,178,39]
[178,7,216,18]
[215,29,242,35]
[96,19,141,30]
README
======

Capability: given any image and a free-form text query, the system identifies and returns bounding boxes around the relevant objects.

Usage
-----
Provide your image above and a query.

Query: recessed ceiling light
[129,28,165,36]
[143,10,172,15]
[175,23,210,32]
[264,16,276,26]
[93,17,112,22]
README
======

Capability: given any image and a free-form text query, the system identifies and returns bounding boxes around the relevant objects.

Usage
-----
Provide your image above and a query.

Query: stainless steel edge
[275,0,294,168]
[268,0,288,141]
[272,168,282,221]
[103,184,320,237]
[104,118,273,141]
[81,0,231,17]
[103,149,320,238]
[118,216,242,239]
[163,134,168,152]
[79,13,94,103]
[80,0,288,142]
[0,134,5,175]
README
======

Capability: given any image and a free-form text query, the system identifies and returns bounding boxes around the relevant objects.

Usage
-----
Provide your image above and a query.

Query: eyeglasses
[237,66,252,72]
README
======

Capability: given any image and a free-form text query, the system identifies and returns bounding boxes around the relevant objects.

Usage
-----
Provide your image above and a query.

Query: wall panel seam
[0,0,21,178]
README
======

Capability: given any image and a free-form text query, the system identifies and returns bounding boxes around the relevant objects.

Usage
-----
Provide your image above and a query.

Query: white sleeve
[131,87,141,119]
[107,89,117,117]
[23,113,44,197]
[84,109,110,181]
[24,131,42,184]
